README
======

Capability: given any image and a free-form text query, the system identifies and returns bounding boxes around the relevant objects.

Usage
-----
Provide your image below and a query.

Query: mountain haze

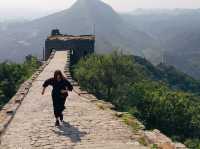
[0,0,161,63]
[122,9,200,79]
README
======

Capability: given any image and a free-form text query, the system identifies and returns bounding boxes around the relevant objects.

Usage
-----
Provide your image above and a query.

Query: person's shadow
[52,121,87,143]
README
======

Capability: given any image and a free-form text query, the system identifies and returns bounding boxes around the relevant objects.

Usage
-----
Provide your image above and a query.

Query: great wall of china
[0,30,187,149]
[0,50,187,149]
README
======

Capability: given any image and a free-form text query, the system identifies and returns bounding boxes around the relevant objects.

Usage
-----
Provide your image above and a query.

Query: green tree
[73,52,200,147]
[0,55,40,109]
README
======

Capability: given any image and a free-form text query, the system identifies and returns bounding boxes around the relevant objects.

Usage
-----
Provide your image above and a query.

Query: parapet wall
[65,51,187,149]
[0,51,187,148]
[0,52,56,140]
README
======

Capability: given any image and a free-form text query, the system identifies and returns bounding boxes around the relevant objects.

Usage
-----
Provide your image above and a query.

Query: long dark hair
[54,70,65,81]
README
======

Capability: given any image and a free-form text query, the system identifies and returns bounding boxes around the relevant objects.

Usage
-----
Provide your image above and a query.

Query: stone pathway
[0,51,147,149]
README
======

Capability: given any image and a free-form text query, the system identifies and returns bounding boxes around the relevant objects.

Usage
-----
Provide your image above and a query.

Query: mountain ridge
[0,0,162,63]
[122,10,200,79]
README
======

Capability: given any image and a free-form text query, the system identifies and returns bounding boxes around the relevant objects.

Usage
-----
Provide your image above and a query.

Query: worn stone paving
[0,51,147,149]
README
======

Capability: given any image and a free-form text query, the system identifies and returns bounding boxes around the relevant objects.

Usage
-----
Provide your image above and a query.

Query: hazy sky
[1,0,200,19]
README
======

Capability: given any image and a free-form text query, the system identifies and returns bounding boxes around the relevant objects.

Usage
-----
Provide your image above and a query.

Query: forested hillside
[0,55,40,109]
[72,52,200,148]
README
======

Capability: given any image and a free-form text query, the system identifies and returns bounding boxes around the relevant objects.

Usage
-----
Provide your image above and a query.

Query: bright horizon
[1,0,200,20]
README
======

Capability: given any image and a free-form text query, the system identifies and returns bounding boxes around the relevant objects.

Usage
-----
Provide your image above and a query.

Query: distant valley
[0,0,200,79]
[0,0,162,63]
[122,9,200,79]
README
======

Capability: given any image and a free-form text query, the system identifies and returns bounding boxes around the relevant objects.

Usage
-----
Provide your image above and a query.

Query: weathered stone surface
[144,129,172,145]
[159,142,175,149]
[0,52,55,142]
[0,51,147,149]
[174,143,187,149]
[144,130,187,149]
[0,50,186,149]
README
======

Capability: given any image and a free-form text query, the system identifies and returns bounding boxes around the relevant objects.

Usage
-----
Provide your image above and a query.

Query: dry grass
[122,114,141,131]
[96,103,107,110]
[138,136,148,146]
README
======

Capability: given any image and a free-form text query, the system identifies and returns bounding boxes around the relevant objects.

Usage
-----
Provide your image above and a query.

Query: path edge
[64,51,187,149]
[0,52,56,142]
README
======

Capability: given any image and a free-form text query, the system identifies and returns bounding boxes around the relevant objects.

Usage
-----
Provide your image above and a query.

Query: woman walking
[42,70,73,126]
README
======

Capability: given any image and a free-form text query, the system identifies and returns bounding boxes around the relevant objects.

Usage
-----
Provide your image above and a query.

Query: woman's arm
[41,78,53,95]
[60,89,68,94]
[64,79,73,91]
[41,87,46,95]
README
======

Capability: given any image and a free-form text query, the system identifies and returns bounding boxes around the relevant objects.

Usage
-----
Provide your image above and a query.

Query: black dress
[43,78,73,118]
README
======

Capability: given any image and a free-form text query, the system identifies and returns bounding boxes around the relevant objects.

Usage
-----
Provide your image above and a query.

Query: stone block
[15,98,22,104]
[144,129,172,146]
[2,115,13,128]
[174,143,187,149]
[143,129,187,149]
[6,104,19,115]
[159,142,175,149]
[0,124,5,136]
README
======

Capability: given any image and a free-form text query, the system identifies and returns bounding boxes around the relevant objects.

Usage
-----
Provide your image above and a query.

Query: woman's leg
[54,111,60,119]
[60,113,63,122]
[60,97,66,121]
[52,97,60,126]
[53,110,60,126]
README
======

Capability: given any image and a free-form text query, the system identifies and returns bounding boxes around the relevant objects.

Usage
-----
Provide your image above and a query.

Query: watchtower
[45,29,95,64]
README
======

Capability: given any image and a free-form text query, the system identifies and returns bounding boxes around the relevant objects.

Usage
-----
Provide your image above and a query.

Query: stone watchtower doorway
[44,29,95,65]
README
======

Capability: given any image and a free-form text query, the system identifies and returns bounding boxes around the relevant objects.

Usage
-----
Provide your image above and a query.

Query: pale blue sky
[1,0,200,19]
